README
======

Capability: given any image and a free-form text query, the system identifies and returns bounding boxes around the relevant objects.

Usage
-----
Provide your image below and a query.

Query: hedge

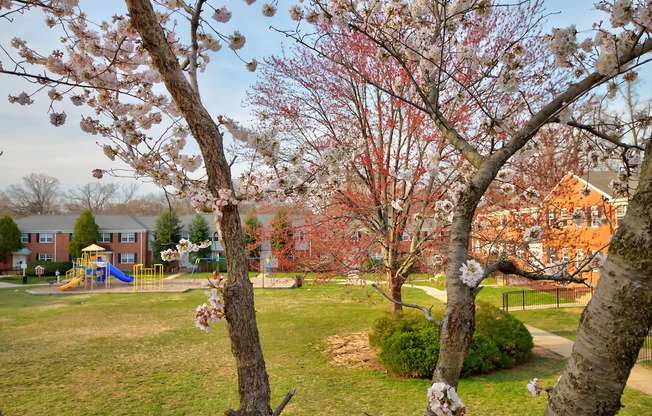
[26,261,73,276]
[369,302,533,378]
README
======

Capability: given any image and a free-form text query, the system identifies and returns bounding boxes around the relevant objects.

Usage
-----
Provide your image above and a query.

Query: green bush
[370,302,533,379]
[26,261,73,276]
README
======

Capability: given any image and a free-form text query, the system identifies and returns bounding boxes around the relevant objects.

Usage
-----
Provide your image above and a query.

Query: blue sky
[0,0,649,195]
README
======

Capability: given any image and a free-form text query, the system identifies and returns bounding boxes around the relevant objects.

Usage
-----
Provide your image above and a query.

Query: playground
[25,249,297,295]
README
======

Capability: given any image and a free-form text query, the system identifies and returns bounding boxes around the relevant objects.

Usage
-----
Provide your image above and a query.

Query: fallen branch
[273,388,295,416]
[371,283,441,325]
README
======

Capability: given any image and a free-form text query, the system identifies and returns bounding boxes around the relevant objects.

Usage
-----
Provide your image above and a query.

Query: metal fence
[638,332,652,364]
[502,287,651,364]
[502,286,594,312]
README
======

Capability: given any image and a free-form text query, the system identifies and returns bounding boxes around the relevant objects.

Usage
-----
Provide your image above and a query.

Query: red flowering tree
[246,30,466,312]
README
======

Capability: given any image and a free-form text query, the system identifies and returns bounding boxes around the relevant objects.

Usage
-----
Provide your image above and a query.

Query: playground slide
[106,262,134,283]
[59,276,84,291]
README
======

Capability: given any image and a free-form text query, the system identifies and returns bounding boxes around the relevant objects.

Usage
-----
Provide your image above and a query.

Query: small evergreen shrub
[26,261,73,276]
[370,302,533,378]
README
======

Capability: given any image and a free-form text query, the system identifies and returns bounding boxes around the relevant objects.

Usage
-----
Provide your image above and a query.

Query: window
[38,233,53,243]
[99,233,112,243]
[562,248,569,262]
[351,231,361,241]
[119,253,136,264]
[560,209,568,228]
[402,232,410,241]
[547,210,556,227]
[574,207,583,228]
[120,232,136,243]
[37,253,53,262]
[21,233,30,243]
[576,249,584,269]
[591,206,600,227]
[615,206,627,227]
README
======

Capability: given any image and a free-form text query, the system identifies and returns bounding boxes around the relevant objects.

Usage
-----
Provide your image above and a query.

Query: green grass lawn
[0,274,51,285]
[1,282,650,415]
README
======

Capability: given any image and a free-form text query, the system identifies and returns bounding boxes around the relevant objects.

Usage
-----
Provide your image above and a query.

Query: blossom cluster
[427,382,466,416]
[459,259,483,287]
[523,225,543,243]
[571,208,586,227]
[195,279,226,332]
[588,252,607,270]
[526,378,543,397]
[161,238,212,262]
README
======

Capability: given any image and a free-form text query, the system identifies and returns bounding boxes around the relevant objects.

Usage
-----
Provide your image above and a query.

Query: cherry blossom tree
[1,0,291,414]
[279,0,651,414]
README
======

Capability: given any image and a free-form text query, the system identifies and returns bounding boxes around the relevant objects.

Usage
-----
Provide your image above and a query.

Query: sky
[0,1,650,196]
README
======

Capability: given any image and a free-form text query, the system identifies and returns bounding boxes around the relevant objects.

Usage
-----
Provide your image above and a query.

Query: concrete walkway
[408,284,651,397]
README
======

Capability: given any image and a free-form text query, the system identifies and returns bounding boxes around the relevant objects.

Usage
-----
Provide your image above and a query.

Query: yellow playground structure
[132,264,164,291]
[59,251,113,291]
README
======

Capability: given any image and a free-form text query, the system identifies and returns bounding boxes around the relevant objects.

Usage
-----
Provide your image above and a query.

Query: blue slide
[106,262,134,283]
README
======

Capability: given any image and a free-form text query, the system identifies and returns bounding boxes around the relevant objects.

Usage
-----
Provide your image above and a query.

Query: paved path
[408,284,651,397]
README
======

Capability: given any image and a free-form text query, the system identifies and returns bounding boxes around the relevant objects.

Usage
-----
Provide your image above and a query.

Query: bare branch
[566,120,645,151]
[371,283,441,325]
[273,388,295,416]
[493,260,588,286]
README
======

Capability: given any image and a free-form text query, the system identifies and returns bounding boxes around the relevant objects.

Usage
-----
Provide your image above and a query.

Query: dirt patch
[323,331,378,369]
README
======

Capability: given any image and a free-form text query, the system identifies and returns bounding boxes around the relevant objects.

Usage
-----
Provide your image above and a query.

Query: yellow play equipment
[59,252,108,291]
[132,264,164,291]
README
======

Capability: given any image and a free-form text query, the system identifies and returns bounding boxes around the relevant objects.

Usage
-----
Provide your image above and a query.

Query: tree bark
[125,1,273,414]
[387,270,405,313]
[545,139,652,416]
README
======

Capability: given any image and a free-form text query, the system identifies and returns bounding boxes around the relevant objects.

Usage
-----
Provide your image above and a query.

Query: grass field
[1,281,650,415]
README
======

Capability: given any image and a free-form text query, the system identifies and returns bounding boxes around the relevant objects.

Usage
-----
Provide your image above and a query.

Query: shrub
[26,261,73,276]
[369,302,533,379]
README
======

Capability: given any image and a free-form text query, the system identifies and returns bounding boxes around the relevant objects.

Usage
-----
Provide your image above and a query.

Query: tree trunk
[545,140,652,416]
[125,1,273,414]
[387,270,404,313]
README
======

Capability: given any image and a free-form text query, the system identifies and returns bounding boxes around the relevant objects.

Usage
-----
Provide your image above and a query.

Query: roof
[15,215,150,232]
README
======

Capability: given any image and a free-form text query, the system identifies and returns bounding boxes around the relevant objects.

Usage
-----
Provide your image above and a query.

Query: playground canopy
[82,244,105,252]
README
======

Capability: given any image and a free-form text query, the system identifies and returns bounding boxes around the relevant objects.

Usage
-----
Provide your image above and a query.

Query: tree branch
[371,283,441,325]
[566,120,645,151]
[493,260,588,286]
[273,388,295,416]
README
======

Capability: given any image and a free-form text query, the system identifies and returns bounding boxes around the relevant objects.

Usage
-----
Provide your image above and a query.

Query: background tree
[64,182,120,214]
[68,210,101,258]
[4,173,60,218]
[243,212,262,269]
[151,208,182,270]
[0,214,22,263]
[188,213,212,265]
[269,208,295,272]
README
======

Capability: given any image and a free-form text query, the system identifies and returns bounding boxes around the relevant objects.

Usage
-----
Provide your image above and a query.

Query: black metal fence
[638,332,652,364]
[502,286,594,312]
[501,287,651,364]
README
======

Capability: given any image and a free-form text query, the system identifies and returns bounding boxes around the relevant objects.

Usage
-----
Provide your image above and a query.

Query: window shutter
[118,233,122,242]
[597,206,602,218]
[134,253,137,263]
[586,207,592,225]
[36,233,40,242]
[134,233,138,242]
[118,253,122,263]
[28,233,31,243]
[110,233,113,243]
